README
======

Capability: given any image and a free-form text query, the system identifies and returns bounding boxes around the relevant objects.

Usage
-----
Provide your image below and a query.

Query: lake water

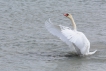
[0,0,106,71]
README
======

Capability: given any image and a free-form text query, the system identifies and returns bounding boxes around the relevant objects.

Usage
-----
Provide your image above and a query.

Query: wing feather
[45,19,72,46]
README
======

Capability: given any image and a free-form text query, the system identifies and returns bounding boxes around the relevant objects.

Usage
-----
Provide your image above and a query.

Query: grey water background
[0,0,106,71]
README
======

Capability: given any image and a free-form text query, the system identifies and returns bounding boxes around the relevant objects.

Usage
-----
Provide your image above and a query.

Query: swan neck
[68,16,77,30]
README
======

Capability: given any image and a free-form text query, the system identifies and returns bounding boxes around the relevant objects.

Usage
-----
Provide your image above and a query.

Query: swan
[45,13,97,56]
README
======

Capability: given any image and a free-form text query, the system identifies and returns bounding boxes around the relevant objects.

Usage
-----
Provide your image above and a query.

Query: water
[0,0,106,71]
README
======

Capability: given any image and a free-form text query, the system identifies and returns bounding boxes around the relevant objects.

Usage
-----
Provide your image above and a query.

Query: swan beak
[64,13,69,17]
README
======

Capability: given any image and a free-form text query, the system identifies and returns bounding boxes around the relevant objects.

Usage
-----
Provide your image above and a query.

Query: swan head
[64,13,72,18]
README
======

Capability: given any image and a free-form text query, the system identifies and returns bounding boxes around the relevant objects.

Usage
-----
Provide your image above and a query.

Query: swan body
[45,13,97,56]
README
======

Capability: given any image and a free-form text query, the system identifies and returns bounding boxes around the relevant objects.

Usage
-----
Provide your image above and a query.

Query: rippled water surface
[0,0,106,71]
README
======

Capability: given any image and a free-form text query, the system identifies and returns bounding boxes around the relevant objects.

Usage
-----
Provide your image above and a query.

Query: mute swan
[45,13,97,56]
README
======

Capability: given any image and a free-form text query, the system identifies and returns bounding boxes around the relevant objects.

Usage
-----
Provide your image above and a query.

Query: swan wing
[45,19,72,46]
[72,32,89,54]
[61,28,77,43]
[61,29,96,55]
[61,30,89,54]
[68,32,90,55]
[78,32,97,55]
[61,29,83,54]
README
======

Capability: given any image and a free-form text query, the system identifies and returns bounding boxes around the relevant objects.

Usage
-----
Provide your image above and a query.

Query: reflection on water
[0,0,106,71]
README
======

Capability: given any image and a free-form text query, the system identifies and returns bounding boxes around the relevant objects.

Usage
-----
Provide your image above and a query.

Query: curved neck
[68,16,77,31]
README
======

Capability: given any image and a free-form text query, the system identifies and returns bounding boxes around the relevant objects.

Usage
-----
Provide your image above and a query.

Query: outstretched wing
[45,19,72,46]
[61,30,90,55]
[60,28,82,54]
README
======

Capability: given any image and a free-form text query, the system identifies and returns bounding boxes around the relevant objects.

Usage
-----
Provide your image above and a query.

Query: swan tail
[87,50,97,55]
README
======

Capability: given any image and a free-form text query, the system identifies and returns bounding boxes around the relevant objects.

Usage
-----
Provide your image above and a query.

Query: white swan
[45,13,97,56]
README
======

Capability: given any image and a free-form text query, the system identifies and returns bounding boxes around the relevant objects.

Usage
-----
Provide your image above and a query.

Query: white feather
[45,19,72,46]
